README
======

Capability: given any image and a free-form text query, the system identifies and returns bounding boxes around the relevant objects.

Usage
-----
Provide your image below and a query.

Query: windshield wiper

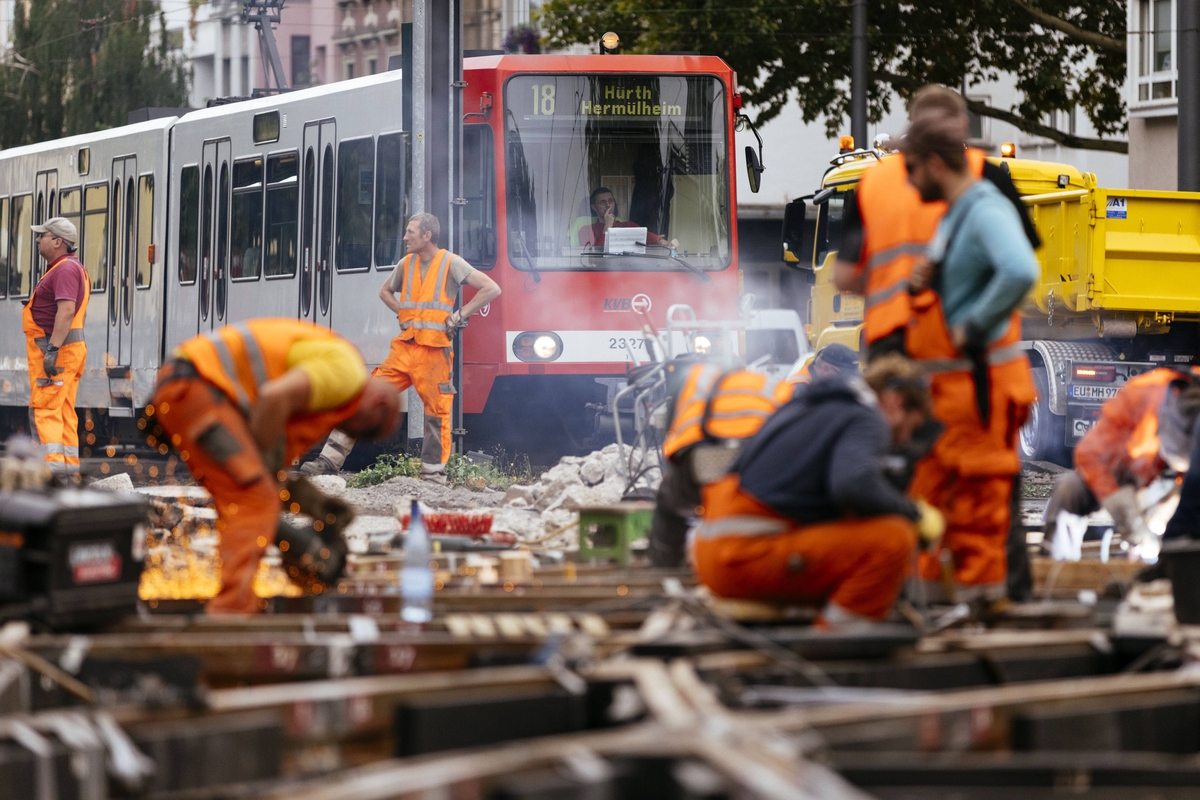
[580,248,712,283]
[513,235,542,283]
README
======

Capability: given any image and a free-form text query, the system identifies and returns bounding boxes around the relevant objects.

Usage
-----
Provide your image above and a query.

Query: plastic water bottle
[401,500,434,623]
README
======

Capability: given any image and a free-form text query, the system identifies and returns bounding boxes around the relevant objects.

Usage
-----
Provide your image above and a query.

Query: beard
[917,181,944,203]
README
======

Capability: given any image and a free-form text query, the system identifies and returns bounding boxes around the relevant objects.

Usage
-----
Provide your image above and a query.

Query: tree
[541,0,1127,153]
[0,0,190,148]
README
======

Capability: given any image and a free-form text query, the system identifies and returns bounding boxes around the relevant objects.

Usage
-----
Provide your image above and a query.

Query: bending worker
[151,319,401,613]
[1045,367,1200,550]
[304,213,500,482]
[649,344,861,567]
[694,355,943,627]
[901,107,1039,603]
[22,218,89,473]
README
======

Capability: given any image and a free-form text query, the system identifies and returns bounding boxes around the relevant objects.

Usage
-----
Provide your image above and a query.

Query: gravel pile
[491,444,661,547]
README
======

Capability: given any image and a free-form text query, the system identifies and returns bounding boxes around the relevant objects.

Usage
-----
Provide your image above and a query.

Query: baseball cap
[31,217,78,246]
[813,343,861,373]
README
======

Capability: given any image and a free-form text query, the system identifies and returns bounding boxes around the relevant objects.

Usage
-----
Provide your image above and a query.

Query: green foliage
[541,0,1126,150]
[0,0,190,147]
[346,454,421,488]
[445,451,541,491]
[348,451,543,490]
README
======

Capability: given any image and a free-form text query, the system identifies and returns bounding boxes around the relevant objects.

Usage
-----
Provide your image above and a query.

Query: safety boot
[420,466,447,485]
[300,454,340,476]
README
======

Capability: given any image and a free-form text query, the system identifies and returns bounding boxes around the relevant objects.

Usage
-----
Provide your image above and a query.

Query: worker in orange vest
[649,345,861,567]
[22,218,90,473]
[151,319,401,613]
[1045,367,1200,550]
[900,108,1039,603]
[833,87,1038,361]
[694,355,944,626]
[304,213,501,482]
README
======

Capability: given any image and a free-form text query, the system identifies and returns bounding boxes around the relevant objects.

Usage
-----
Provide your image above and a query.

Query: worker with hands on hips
[303,213,500,482]
[151,319,401,613]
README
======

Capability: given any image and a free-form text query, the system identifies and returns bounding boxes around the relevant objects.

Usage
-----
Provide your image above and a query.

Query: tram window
[82,185,107,291]
[0,198,8,297]
[462,125,496,269]
[77,148,90,176]
[9,195,31,297]
[374,133,405,268]
[137,175,153,288]
[231,157,263,280]
[265,152,299,277]
[320,146,334,271]
[59,188,81,263]
[254,112,281,144]
[177,167,199,284]
[336,137,374,271]
[218,163,231,288]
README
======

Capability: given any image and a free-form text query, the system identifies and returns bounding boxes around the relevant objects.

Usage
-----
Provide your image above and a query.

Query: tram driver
[571,187,679,251]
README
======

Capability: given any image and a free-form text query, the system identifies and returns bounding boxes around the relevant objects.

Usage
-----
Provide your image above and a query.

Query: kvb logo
[603,294,653,313]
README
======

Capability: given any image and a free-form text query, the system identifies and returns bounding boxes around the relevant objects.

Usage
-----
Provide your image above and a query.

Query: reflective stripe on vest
[694,515,789,539]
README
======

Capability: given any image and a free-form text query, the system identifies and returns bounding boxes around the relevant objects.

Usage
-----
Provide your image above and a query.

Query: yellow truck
[781,146,1200,463]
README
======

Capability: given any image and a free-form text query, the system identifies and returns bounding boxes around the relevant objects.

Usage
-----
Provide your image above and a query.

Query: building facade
[1127,0,1179,189]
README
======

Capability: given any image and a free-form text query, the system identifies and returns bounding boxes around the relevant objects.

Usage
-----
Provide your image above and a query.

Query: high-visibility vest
[21,254,90,346]
[905,289,1034,477]
[856,149,987,345]
[22,254,90,410]
[178,318,364,464]
[396,249,455,348]
[662,364,779,460]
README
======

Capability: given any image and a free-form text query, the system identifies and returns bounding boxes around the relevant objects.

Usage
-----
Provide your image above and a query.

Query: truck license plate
[1068,384,1119,400]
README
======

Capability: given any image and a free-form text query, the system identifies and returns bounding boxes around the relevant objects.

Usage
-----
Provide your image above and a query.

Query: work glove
[445,310,467,334]
[1102,485,1157,559]
[914,499,946,549]
[42,345,62,377]
[284,474,356,538]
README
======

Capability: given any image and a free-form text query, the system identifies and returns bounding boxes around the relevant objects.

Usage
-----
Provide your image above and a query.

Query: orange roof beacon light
[1000,141,1017,158]
[839,135,855,154]
[600,31,621,54]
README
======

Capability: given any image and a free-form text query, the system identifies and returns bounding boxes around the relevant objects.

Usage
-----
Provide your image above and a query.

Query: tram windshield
[505,74,730,272]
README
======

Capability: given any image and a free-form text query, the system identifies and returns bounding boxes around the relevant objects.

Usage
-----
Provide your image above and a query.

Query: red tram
[457,55,742,457]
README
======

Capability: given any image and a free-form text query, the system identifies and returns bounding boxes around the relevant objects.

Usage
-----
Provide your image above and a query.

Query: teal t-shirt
[926,180,1039,343]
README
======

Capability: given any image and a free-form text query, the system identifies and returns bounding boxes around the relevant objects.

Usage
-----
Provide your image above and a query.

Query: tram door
[33,170,58,282]
[199,139,231,332]
[300,119,336,327]
[107,158,136,369]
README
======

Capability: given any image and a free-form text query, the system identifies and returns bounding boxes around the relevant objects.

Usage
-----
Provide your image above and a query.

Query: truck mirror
[745,146,764,193]
[782,198,815,268]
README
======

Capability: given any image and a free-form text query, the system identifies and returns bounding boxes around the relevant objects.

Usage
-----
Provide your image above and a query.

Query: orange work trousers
[694,477,916,620]
[153,362,279,614]
[25,334,86,472]
[912,463,1013,591]
[375,338,454,466]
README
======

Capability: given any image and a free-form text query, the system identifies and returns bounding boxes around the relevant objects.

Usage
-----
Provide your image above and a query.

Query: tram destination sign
[513,76,687,120]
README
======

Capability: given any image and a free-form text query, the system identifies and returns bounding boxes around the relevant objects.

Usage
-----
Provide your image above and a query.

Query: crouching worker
[693,355,944,627]
[1045,366,1200,557]
[650,345,863,567]
[151,319,401,613]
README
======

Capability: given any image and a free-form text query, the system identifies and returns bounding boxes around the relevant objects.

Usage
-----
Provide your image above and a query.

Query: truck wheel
[1019,367,1067,465]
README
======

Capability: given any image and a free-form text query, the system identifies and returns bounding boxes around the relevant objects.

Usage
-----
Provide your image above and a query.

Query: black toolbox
[0,488,147,629]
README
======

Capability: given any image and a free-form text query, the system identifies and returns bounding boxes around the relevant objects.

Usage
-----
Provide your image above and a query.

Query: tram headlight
[513,331,563,362]
[693,334,713,354]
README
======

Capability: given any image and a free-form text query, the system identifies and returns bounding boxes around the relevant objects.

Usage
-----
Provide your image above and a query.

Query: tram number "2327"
[609,337,644,350]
